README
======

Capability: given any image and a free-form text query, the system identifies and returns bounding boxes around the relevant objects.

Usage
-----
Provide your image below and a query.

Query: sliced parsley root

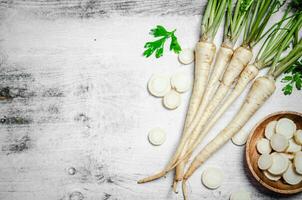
[143,25,181,58]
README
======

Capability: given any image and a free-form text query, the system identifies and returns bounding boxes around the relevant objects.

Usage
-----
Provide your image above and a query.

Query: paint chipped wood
[0,1,301,200]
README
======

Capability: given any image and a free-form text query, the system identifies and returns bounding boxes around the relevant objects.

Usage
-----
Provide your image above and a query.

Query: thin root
[137,171,167,184]
[172,180,179,193]
[182,180,188,200]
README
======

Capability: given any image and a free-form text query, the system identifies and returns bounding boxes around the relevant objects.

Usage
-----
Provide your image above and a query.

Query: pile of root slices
[147,72,191,110]
[257,118,302,185]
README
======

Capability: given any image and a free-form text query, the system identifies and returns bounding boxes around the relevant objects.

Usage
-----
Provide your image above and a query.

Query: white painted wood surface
[0,1,301,200]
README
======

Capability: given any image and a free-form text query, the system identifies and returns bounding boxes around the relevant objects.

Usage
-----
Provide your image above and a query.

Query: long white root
[178,64,259,162]
[173,45,233,191]
[177,46,252,165]
[138,41,216,184]
[183,75,276,181]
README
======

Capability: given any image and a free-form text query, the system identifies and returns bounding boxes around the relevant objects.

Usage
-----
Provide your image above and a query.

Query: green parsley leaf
[143,25,182,58]
[281,59,302,95]
[170,34,182,54]
[150,25,169,37]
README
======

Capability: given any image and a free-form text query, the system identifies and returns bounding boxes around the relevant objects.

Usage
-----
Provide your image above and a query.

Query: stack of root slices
[256,118,302,185]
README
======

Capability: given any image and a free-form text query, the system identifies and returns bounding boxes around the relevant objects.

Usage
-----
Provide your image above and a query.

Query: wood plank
[0,0,205,18]
[0,1,302,200]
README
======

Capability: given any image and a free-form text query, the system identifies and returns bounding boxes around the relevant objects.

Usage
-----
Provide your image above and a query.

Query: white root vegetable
[270,133,289,152]
[178,48,194,65]
[276,118,296,139]
[183,47,253,152]
[148,128,166,146]
[232,129,250,146]
[268,153,289,175]
[265,120,277,140]
[170,72,191,93]
[182,64,259,156]
[294,130,302,145]
[258,154,273,170]
[148,74,171,97]
[230,190,251,200]
[286,139,301,153]
[256,138,272,154]
[294,151,302,175]
[175,49,253,183]
[283,163,302,185]
[163,90,181,110]
[138,41,216,184]
[182,76,276,182]
[263,170,281,181]
[201,167,224,189]
[172,42,216,188]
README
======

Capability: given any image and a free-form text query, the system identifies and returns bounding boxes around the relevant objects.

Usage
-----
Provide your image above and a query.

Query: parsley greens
[281,59,302,95]
[143,25,181,58]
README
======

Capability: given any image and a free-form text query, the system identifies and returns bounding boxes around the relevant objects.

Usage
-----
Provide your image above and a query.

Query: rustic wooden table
[0,1,301,200]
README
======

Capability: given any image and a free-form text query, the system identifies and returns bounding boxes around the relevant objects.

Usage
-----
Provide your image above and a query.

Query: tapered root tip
[172,180,179,193]
[182,180,188,200]
[137,171,167,184]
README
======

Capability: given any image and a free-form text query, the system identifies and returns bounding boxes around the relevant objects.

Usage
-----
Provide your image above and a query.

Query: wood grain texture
[0,1,301,200]
[0,0,205,18]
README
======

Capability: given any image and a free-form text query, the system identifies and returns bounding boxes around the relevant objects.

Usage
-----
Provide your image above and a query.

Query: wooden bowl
[246,111,302,194]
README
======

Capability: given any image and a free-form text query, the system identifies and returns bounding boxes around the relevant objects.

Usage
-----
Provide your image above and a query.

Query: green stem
[273,52,302,78]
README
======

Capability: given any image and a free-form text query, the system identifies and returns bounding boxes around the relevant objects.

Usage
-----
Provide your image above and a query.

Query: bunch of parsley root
[140,0,302,199]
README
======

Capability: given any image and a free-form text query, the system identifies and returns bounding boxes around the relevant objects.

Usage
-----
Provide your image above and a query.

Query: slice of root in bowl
[294,152,302,175]
[294,130,302,145]
[256,138,271,154]
[246,111,302,194]
[264,120,277,140]
[267,153,289,175]
[270,133,289,152]
[258,154,273,170]
[283,163,302,185]
[263,171,281,181]
[276,118,296,139]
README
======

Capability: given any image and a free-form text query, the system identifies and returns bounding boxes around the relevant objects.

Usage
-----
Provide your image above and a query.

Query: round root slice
[276,118,296,139]
[256,138,272,154]
[268,153,289,175]
[265,120,277,140]
[258,154,273,170]
[148,128,166,146]
[170,72,191,93]
[147,74,171,97]
[294,151,302,175]
[283,163,302,185]
[163,90,181,110]
[232,129,249,146]
[270,133,289,152]
[201,167,224,189]
[230,190,251,200]
[286,139,301,153]
[294,130,302,145]
[178,48,194,65]
[263,171,281,181]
